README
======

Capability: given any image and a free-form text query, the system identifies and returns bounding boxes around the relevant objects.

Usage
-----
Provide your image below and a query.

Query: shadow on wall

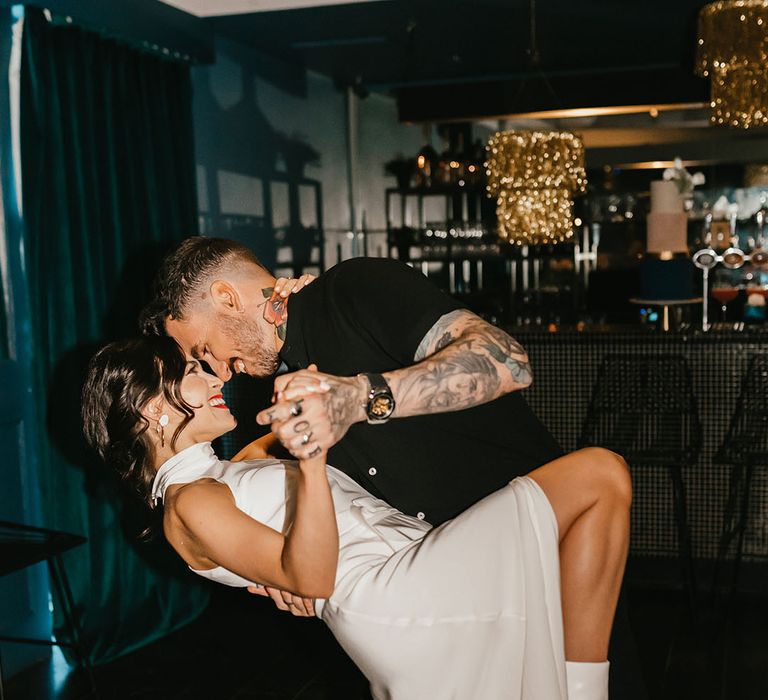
[194,40,325,277]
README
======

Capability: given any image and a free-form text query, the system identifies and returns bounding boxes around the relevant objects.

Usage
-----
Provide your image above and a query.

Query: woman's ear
[140,397,166,425]
[210,280,243,313]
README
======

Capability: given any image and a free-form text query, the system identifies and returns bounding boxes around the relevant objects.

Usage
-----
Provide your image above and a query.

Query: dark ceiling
[208,0,711,122]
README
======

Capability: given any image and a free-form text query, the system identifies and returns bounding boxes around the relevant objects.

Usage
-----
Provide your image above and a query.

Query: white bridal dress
[151,442,567,700]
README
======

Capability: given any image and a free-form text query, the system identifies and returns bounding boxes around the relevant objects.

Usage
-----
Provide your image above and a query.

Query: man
[141,237,643,698]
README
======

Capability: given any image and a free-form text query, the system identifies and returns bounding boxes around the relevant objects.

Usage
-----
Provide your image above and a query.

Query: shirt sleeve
[327,258,465,365]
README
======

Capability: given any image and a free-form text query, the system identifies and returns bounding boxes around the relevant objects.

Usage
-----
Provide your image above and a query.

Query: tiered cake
[646,180,689,254]
[640,180,694,300]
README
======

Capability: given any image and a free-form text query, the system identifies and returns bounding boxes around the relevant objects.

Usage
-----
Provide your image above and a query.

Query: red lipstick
[209,393,228,409]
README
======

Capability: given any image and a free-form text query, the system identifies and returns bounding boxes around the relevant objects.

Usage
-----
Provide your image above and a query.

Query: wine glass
[711,269,740,322]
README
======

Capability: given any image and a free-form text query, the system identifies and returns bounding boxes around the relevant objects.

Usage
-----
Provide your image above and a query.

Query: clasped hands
[255,364,366,459]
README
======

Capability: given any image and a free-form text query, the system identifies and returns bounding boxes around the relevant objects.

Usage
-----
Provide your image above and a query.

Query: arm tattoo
[398,310,532,415]
[478,323,531,385]
[482,339,532,385]
[400,347,501,411]
[414,310,463,361]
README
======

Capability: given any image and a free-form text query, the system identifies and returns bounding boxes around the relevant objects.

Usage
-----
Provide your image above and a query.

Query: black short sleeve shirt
[280,257,563,525]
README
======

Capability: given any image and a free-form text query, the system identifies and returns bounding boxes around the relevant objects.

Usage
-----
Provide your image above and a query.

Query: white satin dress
[151,442,567,700]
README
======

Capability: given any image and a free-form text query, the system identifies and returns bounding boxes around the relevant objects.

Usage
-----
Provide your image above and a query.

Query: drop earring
[157,414,169,448]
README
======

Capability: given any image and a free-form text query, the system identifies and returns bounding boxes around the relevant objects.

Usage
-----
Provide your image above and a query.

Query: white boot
[566,661,610,700]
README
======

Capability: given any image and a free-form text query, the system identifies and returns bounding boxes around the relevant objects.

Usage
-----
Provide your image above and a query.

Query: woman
[82,335,630,700]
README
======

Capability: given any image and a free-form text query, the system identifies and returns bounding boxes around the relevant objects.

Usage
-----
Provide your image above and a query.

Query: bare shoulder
[167,480,235,534]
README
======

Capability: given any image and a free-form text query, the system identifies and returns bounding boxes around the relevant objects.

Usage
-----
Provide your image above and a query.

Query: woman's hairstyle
[82,335,196,507]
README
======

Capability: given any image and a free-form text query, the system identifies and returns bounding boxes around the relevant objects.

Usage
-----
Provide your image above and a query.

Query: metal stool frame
[0,520,98,699]
[578,354,703,607]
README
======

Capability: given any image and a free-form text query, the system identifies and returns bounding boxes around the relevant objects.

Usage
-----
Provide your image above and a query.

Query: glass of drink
[711,269,740,322]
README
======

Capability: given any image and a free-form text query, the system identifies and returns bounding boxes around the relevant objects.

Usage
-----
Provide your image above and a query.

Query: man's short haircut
[140,237,264,336]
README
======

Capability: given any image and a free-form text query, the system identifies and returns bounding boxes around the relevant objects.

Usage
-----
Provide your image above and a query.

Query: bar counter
[515,327,768,563]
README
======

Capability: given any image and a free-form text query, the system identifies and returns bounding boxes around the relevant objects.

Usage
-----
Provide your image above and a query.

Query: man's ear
[209,280,244,313]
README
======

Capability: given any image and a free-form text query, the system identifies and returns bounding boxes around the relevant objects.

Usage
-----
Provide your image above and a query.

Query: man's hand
[256,365,366,457]
[247,585,316,617]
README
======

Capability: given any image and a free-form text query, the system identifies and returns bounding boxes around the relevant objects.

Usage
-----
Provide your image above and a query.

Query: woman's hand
[273,273,315,298]
[263,274,315,342]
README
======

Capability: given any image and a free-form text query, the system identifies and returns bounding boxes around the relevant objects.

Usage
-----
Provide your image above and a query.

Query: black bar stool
[0,520,98,698]
[578,354,702,607]
[713,354,768,596]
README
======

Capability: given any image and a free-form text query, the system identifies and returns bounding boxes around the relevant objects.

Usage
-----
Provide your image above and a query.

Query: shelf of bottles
[385,186,498,259]
[384,125,492,258]
[383,181,587,325]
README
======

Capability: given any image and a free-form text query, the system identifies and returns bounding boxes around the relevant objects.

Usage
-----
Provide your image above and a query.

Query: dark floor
[5,560,768,700]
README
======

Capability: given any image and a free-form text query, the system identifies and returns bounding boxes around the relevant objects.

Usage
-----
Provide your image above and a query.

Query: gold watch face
[370,395,394,418]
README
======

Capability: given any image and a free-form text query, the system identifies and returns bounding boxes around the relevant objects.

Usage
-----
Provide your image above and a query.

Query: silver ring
[301,432,311,445]
[289,400,303,417]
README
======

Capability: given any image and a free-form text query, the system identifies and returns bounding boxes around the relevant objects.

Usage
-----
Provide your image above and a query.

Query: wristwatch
[361,373,396,424]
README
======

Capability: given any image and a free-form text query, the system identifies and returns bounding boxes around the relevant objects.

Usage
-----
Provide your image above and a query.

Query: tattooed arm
[393,309,531,415]
[257,310,531,457]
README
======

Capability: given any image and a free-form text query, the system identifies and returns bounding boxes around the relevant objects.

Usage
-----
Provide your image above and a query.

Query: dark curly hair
[139,237,264,336]
[81,336,197,507]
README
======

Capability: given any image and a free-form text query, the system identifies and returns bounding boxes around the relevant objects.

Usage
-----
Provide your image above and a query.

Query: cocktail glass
[711,271,739,322]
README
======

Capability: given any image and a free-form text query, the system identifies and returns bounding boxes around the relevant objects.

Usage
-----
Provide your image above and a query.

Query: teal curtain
[0,251,7,359]
[20,8,208,664]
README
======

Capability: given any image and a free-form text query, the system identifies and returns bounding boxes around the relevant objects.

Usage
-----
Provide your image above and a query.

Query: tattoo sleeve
[392,310,532,416]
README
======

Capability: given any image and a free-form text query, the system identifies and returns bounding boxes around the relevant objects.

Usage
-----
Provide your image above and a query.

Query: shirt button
[416,512,425,520]
[368,467,377,476]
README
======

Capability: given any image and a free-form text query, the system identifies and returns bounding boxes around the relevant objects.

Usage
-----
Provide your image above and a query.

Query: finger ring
[301,432,312,445]
[289,400,303,417]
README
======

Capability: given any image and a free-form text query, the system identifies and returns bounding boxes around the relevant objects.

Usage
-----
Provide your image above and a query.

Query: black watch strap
[361,372,396,424]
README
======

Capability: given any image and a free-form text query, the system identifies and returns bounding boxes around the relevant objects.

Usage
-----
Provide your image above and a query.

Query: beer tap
[693,202,768,330]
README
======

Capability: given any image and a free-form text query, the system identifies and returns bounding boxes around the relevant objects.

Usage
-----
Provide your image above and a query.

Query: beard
[217,313,280,377]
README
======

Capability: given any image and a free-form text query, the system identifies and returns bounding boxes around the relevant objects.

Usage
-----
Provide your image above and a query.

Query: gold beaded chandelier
[485,131,587,246]
[696,0,768,128]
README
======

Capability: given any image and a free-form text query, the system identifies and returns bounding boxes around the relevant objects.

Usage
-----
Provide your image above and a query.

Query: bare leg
[528,447,631,662]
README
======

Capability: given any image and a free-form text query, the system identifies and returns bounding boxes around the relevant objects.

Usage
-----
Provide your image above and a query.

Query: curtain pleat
[20,8,207,664]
